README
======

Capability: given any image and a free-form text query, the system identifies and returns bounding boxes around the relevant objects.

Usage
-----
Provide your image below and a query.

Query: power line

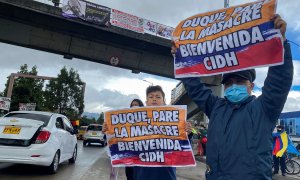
[288,40,300,48]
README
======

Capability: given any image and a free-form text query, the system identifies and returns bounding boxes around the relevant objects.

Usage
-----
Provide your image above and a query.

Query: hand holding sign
[273,14,287,41]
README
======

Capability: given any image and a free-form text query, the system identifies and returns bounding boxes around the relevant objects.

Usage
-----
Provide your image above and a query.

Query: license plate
[3,127,21,134]
[92,132,97,136]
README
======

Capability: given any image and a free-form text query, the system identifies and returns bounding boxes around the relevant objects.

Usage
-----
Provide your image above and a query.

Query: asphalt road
[0,140,108,180]
[0,140,299,180]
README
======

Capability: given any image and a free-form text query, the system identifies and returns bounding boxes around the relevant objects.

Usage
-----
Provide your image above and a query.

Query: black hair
[130,99,144,107]
[146,85,165,100]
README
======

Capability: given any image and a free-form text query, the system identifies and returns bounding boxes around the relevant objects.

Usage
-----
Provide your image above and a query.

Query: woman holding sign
[126,99,144,180]
[103,99,144,180]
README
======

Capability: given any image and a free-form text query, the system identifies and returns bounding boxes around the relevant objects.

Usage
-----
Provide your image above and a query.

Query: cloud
[85,86,140,112]
[6,0,300,115]
[283,91,300,112]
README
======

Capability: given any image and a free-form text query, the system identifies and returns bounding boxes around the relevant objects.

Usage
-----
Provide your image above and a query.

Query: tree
[44,67,84,119]
[3,64,44,111]
[80,116,96,126]
[97,112,104,124]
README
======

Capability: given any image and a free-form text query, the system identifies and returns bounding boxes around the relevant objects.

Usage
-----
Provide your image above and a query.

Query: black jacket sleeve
[259,41,294,121]
[181,78,220,118]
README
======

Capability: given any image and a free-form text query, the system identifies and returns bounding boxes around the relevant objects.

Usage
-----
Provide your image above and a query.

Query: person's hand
[273,14,287,41]
[102,122,108,133]
[185,122,192,134]
[171,41,177,55]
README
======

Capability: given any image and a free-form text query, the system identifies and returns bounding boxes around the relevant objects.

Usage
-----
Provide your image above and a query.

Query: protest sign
[173,0,283,78]
[105,105,195,167]
[62,0,110,26]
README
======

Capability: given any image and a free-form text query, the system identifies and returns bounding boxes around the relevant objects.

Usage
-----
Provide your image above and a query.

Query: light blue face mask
[224,84,250,104]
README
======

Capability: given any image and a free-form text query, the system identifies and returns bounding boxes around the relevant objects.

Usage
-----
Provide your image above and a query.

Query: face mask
[224,84,250,104]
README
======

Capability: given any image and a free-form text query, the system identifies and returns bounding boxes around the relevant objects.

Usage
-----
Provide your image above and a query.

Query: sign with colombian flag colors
[173,0,283,78]
[104,105,196,167]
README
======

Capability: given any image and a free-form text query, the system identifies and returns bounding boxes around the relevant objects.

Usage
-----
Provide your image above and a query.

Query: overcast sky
[0,0,299,114]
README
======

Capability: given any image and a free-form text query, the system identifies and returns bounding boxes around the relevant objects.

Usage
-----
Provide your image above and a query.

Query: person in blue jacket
[171,14,293,180]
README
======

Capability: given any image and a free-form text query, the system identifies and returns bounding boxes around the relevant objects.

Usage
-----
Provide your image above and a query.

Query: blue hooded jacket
[181,41,293,180]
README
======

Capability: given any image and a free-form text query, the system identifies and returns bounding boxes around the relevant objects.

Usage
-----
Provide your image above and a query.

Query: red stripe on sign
[112,151,195,166]
[175,37,283,76]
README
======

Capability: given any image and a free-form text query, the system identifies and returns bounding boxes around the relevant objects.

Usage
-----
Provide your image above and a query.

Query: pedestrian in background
[273,125,288,176]
[126,99,144,180]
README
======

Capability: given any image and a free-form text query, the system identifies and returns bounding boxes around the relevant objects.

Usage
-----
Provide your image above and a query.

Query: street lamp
[142,79,153,86]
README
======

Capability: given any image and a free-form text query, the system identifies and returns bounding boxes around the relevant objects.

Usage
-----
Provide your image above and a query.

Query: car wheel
[83,141,87,146]
[69,145,77,164]
[48,151,60,174]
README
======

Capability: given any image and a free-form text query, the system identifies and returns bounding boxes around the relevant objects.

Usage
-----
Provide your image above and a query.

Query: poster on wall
[0,97,11,111]
[19,103,36,111]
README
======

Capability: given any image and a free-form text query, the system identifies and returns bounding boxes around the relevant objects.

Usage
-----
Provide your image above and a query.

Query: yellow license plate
[3,127,21,134]
[92,132,97,136]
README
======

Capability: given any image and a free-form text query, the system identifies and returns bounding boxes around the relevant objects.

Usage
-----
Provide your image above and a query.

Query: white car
[0,111,78,174]
[83,124,107,147]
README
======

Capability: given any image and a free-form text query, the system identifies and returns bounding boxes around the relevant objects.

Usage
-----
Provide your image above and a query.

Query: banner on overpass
[62,0,110,26]
[156,24,174,39]
[110,9,144,34]
[172,0,284,78]
[0,97,11,111]
[143,19,157,35]
[104,105,196,167]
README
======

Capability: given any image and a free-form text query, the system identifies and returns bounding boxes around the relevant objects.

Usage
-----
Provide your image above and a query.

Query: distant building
[279,111,300,136]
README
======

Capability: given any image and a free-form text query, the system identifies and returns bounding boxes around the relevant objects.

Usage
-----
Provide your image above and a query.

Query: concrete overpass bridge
[0,0,222,119]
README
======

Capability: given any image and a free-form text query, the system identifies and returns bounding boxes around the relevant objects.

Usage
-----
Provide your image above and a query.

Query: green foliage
[2,65,85,119]
[97,112,104,124]
[80,116,96,126]
[3,64,44,111]
[44,67,85,118]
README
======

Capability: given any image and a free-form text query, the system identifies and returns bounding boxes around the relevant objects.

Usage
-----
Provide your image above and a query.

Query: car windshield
[87,125,102,131]
[4,113,51,126]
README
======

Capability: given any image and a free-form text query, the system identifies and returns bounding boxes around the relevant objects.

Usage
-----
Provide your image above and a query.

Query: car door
[55,117,68,161]
[62,117,76,158]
